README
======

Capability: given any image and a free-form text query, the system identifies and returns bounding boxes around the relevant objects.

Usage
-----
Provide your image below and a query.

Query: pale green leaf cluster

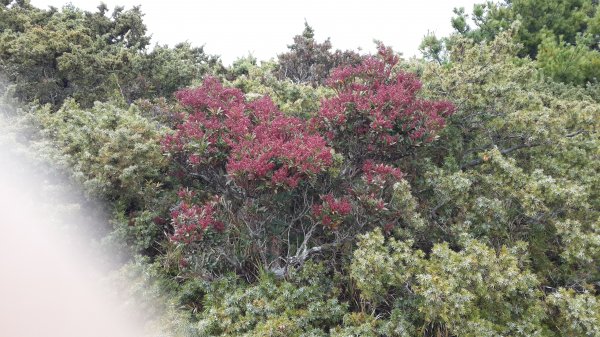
[191,263,348,337]
[547,289,600,337]
[223,58,334,116]
[418,31,600,286]
[30,99,167,204]
[21,99,171,253]
[351,229,544,336]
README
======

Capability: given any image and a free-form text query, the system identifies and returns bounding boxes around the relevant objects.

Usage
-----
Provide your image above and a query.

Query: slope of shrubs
[1,1,599,336]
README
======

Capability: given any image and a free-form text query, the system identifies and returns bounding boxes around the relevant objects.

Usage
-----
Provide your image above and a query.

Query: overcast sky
[30,0,481,65]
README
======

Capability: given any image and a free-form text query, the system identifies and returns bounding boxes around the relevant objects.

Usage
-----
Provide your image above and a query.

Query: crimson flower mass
[164,45,454,248]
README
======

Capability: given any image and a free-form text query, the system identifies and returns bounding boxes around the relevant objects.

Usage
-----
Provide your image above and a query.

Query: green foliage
[26,99,171,253]
[418,33,445,64]
[547,289,600,337]
[418,32,600,288]
[441,0,600,85]
[194,263,348,336]
[351,229,544,336]
[32,99,166,203]
[537,33,600,84]
[224,58,333,115]
[133,42,223,99]
[388,180,426,237]
[0,2,220,108]
[3,1,599,336]
[450,0,599,57]
[0,2,148,106]
[350,229,420,306]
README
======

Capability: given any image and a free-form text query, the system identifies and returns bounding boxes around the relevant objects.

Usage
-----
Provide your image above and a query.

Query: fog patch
[0,86,157,337]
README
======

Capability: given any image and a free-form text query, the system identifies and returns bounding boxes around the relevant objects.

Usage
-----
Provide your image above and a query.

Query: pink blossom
[317,44,455,158]
[362,160,403,185]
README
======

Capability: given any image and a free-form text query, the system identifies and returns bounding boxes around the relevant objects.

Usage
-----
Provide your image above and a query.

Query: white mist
[0,111,150,337]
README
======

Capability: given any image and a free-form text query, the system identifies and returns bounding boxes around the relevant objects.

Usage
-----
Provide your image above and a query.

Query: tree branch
[461,142,537,169]
[461,130,589,170]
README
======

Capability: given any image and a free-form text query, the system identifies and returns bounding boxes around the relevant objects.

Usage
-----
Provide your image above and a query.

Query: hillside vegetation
[1,0,599,336]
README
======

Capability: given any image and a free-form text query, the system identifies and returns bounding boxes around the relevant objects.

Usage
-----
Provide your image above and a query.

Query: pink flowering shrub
[317,44,455,161]
[312,194,353,230]
[362,160,403,186]
[163,78,333,191]
[170,189,224,244]
[162,47,454,275]
[161,77,249,167]
[226,112,332,190]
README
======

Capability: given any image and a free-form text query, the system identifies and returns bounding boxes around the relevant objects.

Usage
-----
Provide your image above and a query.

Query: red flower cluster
[163,77,333,189]
[227,116,332,189]
[161,77,248,166]
[163,45,455,249]
[175,76,246,114]
[318,44,455,157]
[362,160,403,186]
[312,194,352,229]
[170,190,224,244]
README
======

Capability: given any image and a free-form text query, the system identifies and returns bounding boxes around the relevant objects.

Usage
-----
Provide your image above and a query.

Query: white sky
[30,0,481,65]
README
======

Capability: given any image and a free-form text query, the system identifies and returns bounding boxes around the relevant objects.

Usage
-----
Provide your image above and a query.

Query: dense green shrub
[193,263,347,336]
[27,99,171,253]
[0,1,221,108]
[352,229,544,336]
[418,31,600,287]
[225,57,333,115]
[0,2,148,106]
[421,0,600,85]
